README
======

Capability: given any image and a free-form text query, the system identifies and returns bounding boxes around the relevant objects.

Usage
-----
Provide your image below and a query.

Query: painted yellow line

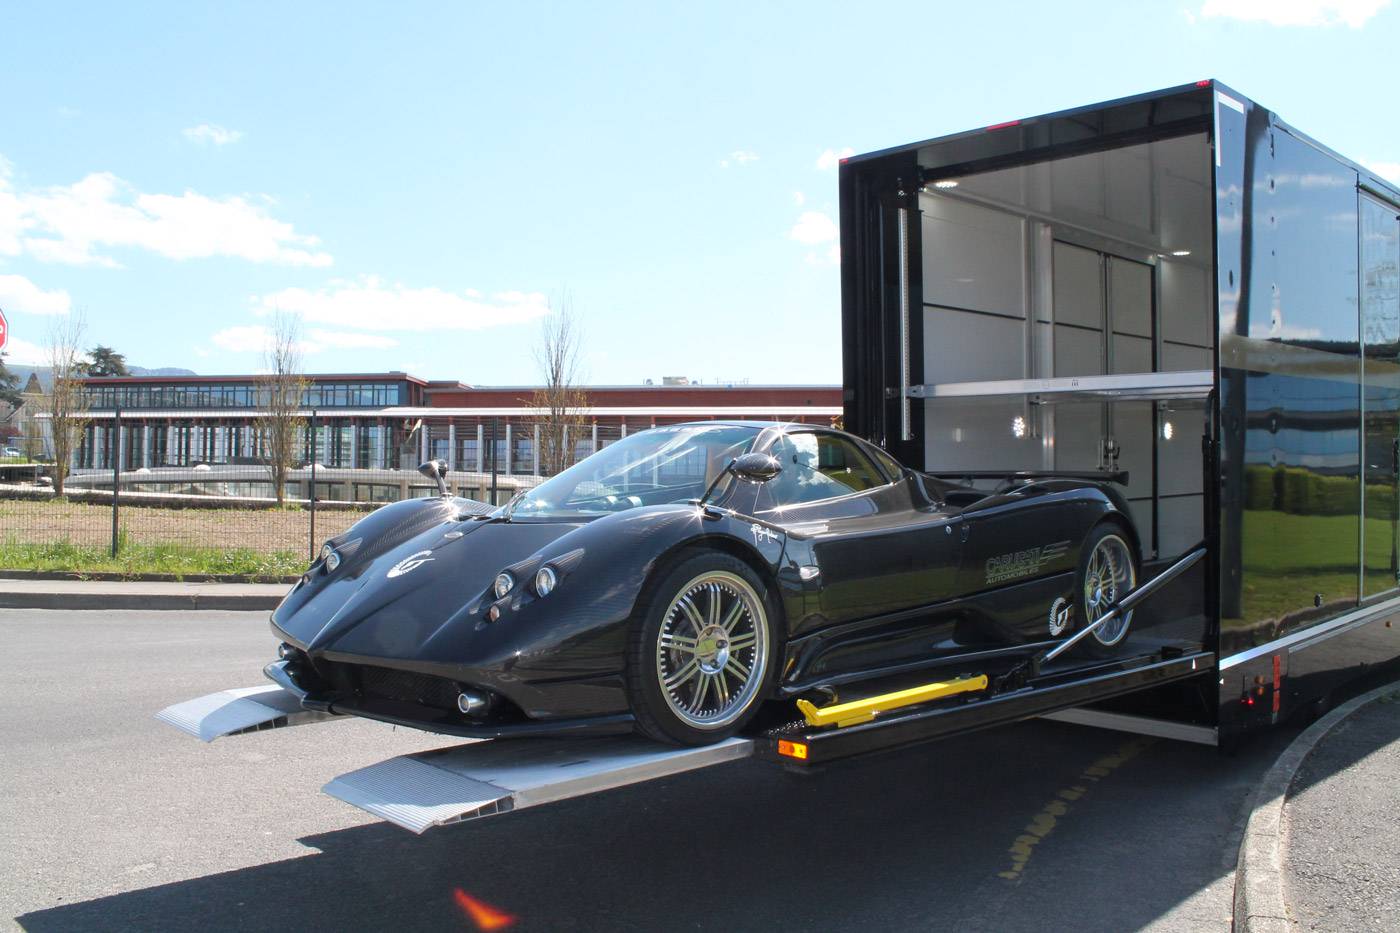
[795,674,989,728]
[997,736,1155,882]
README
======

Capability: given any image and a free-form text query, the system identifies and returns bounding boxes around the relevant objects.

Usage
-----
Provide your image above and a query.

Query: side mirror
[418,459,449,497]
[730,452,782,483]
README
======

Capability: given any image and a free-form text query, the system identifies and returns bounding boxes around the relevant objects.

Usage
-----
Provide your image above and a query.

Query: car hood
[271,517,583,660]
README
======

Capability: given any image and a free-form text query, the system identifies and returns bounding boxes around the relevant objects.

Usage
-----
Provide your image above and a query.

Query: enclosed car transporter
[160,81,1400,831]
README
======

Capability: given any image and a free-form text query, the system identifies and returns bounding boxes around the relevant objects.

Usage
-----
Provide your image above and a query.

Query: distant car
[2,447,23,458]
[265,422,1141,746]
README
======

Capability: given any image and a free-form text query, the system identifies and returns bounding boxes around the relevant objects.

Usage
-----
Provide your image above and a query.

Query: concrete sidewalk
[0,577,287,611]
[1236,681,1400,932]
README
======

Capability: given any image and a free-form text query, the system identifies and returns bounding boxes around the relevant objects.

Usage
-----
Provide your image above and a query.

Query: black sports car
[266,421,1140,746]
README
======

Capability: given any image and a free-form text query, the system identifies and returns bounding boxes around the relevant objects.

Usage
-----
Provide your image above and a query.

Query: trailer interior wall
[917,132,1213,562]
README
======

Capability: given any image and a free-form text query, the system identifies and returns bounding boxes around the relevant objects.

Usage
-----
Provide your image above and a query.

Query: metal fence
[0,411,570,575]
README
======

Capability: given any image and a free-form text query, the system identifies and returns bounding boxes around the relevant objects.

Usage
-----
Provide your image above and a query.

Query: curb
[0,588,285,612]
[0,569,299,585]
[1233,679,1400,932]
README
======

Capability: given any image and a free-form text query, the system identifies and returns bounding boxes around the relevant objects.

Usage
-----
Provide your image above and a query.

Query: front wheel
[627,552,777,746]
[1072,524,1138,659]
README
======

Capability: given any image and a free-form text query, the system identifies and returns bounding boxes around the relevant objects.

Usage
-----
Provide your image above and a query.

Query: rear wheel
[627,552,777,746]
[1073,524,1138,658]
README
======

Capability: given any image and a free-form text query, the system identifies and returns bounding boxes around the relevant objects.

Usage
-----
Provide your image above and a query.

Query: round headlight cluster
[535,566,558,597]
[492,572,515,600]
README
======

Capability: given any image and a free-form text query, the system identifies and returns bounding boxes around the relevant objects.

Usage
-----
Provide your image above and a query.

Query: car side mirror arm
[417,459,450,497]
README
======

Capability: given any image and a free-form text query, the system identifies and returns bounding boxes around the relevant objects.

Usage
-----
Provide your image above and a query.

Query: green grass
[0,540,305,579]
[1227,510,1397,627]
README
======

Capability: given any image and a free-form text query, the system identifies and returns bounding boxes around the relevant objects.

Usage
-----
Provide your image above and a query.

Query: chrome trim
[1040,708,1218,745]
[1219,596,1400,671]
[908,370,1213,402]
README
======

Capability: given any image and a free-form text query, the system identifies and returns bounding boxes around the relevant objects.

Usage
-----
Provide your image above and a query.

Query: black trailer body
[836,81,1400,748]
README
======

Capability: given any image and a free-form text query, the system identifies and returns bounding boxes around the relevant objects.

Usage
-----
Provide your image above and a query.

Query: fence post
[308,410,317,563]
[111,407,121,558]
[489,417,500,505]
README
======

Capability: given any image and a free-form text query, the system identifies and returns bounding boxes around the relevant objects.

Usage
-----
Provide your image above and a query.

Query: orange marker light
[453,888,517,931]
[777,740,808,760]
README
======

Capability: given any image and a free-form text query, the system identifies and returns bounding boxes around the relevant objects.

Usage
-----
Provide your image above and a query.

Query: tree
[253,313,309,506]
[528,298,590,477]
[0,352,21,409]
[86,345,130,377]
[45,314,90,496]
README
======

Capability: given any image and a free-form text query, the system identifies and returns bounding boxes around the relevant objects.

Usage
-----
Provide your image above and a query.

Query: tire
[1071,523,1139,659]
[627,551,779,746]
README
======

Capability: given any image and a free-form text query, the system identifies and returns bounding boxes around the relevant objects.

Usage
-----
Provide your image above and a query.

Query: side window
[869,445,905,481]
[759,433,887,508]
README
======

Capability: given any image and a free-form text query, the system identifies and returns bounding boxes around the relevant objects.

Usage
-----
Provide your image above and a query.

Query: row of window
[84,381,407,411]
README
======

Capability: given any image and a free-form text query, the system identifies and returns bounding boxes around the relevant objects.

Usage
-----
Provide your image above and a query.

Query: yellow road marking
[997,736,1155,882]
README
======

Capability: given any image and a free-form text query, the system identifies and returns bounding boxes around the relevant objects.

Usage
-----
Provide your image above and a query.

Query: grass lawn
[1227,509,1396,628]
[0,540,306,578]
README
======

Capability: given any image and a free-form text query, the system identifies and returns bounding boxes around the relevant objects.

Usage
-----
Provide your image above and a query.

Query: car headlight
[319,543,333,564]
[493,572,514,600]
[535,565,558,597]
[319,543,341,572]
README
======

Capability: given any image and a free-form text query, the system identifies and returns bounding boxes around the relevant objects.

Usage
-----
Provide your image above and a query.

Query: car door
[754,431,963,626]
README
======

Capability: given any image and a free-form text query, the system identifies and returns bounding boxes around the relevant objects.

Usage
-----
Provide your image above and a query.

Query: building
[57,373,841,501]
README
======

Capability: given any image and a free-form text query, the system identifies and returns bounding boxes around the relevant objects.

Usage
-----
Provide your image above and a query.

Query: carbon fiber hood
[271,516,582,660]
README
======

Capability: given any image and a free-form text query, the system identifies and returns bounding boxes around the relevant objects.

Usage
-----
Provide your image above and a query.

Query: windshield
[507,424,762,520]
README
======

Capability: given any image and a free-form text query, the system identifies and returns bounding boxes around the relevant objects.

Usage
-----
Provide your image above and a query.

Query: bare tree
[529,298,590,476]
[254,313,309,506]
[45,313,90,496]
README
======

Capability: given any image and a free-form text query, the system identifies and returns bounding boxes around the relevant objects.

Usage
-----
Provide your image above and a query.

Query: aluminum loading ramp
[323,736,753,833]
[156,684,343,742]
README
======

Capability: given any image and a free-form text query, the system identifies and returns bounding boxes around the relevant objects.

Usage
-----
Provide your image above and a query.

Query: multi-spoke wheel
[1072,524,1138,658]
[628,552,776,745]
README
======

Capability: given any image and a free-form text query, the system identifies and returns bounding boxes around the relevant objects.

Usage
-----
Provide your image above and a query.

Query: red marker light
[453,889,517,931]
[1195,79,1211,87]
[985,119,1021,132]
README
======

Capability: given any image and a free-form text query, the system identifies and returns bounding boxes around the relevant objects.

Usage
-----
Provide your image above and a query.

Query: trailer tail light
[777,739,808,760]
[1272,654,1282,714]
[1195,79,1211,87]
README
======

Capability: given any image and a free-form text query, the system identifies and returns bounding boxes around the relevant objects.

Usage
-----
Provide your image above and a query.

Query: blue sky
[1,1,1397,385]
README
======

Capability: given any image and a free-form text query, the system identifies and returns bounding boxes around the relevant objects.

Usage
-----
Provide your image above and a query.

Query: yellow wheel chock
[795,674,990,728]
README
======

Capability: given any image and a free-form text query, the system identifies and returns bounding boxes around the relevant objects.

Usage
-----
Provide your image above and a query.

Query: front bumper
[262,658,633,740]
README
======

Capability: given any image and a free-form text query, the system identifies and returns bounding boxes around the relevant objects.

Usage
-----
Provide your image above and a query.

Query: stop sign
[0,306,7,352]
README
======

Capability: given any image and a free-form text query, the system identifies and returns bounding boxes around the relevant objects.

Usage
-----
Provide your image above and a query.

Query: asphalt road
[1,609,1298,932]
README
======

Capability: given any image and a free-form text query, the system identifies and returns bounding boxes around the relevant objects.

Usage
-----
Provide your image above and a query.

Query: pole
[489,417,500,505]
[308,410,317,563]
[111,407,121,557]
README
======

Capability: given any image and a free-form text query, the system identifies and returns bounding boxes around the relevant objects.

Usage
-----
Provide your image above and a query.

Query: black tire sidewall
[626,550,780,746]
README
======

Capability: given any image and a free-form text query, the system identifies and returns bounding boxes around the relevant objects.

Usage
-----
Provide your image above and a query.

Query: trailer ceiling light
[1162,421,1174,441]
[933,179,959,189]
[1012,416,1027,439]
[1171,250,1192,256]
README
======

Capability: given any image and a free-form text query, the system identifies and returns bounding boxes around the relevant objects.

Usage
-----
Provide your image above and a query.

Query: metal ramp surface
[156,685,342,742]
[324,735,753,834]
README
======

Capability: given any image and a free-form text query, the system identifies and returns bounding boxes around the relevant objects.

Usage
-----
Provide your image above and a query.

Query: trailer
[159,81,1400,830]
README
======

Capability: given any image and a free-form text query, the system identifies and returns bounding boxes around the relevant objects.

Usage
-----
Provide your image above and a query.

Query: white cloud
[0,274,71,315]
[183,123,243,146]
[789,211,839,245]
[305,328,398,350]
[0,335,47,366]
[210,324,274,353]
[719,150,760,169]
[252,275,552,333]
[816,147,855,171]
[1362,159,1400,183]
[0,157,331,267]
[1198,0,1390,27]
[793,191,806,207]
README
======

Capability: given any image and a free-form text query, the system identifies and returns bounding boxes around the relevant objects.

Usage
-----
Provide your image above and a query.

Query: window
[868,445,906,482]
[758,433,887,508]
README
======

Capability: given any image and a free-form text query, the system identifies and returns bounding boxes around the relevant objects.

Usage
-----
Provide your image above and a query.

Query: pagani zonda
[266,422,1141,746]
